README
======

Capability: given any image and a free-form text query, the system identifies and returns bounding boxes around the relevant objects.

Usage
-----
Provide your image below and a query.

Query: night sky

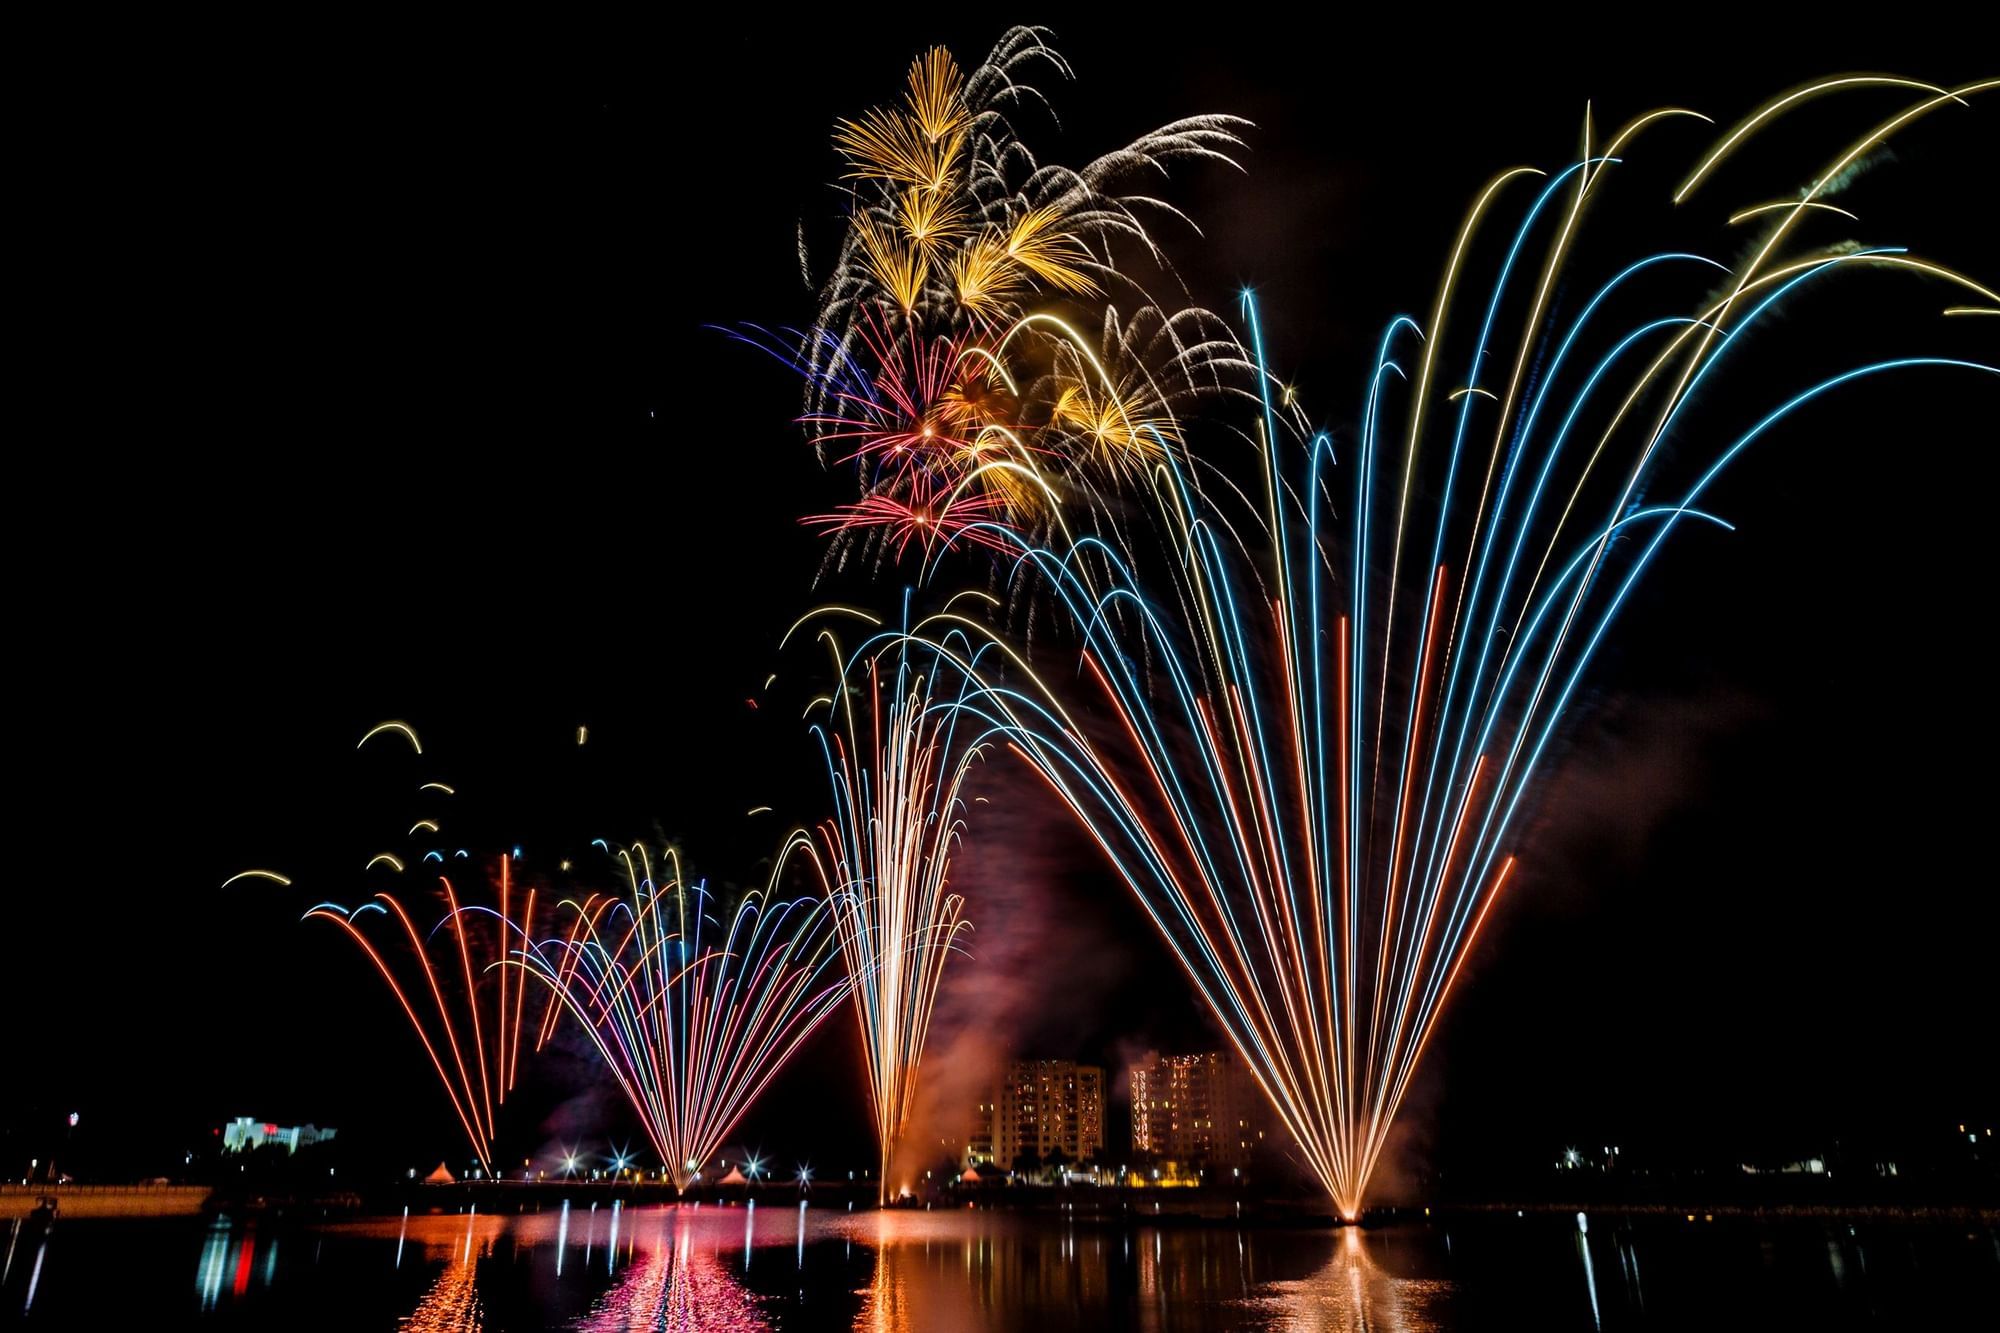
[18,17,1996,1187]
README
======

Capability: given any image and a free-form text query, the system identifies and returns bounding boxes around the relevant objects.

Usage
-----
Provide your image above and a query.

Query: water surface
[4,1200,1993,1328]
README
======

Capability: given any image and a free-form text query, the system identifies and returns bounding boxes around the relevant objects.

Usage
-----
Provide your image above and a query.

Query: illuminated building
[221,1117,337,1155]
[965,1096,998,1168]
[969,1060,1105,1170]
[1127,1050,1264,1170]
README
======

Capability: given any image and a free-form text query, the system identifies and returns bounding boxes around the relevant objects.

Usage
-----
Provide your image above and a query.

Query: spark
[221,869,291,889]
[358,721,422,753]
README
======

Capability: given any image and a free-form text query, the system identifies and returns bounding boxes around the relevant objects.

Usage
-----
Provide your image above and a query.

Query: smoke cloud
[888,758,1131,1185]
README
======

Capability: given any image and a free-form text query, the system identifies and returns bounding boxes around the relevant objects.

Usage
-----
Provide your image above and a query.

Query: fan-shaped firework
[785,606,984,1201]
[306,856,538,1177]
[738,27,1255,561]
[517,842,850,1191]
[260,721,540,1176]
[885,76,1997,1216]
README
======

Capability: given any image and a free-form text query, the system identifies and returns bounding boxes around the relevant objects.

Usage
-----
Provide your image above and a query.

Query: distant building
[221,1117,336,1155]
[966,1060,1105,1170]
[965,1095,998,1168]
[1128,1049,1265,1170]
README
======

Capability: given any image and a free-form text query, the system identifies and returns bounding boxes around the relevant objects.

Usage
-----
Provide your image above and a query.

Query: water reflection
[557,1199,570,1277]
[1243,1227,1449,1332]
[1612,1224,1644,1312]
[1575,1215,1600,1330]
[13,1199,1994,1328]
[402,1243,482,1332]
[195,1216,231,1310]
[331,1210,508,1330]
[22,1232,46,1315]
[574,1207,768,1332]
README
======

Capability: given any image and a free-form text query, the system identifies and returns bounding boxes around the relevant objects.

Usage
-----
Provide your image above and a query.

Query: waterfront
[3,1203,1994,1328]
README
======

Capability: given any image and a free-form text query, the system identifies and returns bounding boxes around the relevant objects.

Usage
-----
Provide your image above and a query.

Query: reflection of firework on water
[576,1209,770,1333]
[394,1212,504,1333]
[305,857,537,1179]
[896,77,1997,1216]
[1246,1226,1449,1332]
[787,608,982,1201]
[518,843,850,1191]
[736,27,1254,562]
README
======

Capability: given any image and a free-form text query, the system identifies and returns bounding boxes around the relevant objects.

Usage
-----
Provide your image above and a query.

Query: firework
[516,842,850,1192]
[305,856,538,1177]
[735,28,1254,560]
[884,76,1997,1215]
[251,720,539,1176]
[785,606,984,1201]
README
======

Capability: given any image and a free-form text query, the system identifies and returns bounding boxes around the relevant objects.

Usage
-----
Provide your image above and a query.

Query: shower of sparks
[517,842,851,1191]
[865,74,1997,1215]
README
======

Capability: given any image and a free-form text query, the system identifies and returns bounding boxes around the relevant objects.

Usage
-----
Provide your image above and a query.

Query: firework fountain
[293,722,538,1177]
[246,720,856,1187]
[833,75,1997,1217]
[784,606,985,1201]
[305,864,536,1179]
[515,841,851,1191]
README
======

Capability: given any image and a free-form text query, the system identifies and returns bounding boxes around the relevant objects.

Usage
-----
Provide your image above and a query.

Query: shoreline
[12,1182,1993,1228]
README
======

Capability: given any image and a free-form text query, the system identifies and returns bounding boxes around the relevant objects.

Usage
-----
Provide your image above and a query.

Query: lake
[3,1200,1994,1328]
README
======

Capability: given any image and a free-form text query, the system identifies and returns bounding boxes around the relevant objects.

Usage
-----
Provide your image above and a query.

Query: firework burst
[736,28,1256,562]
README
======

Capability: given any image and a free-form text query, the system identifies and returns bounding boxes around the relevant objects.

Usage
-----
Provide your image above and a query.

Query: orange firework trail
[304,857,537,1177]
[246,720,543,1176]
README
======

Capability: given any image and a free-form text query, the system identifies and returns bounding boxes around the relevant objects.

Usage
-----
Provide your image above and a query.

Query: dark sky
[16,16,1996,1184]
